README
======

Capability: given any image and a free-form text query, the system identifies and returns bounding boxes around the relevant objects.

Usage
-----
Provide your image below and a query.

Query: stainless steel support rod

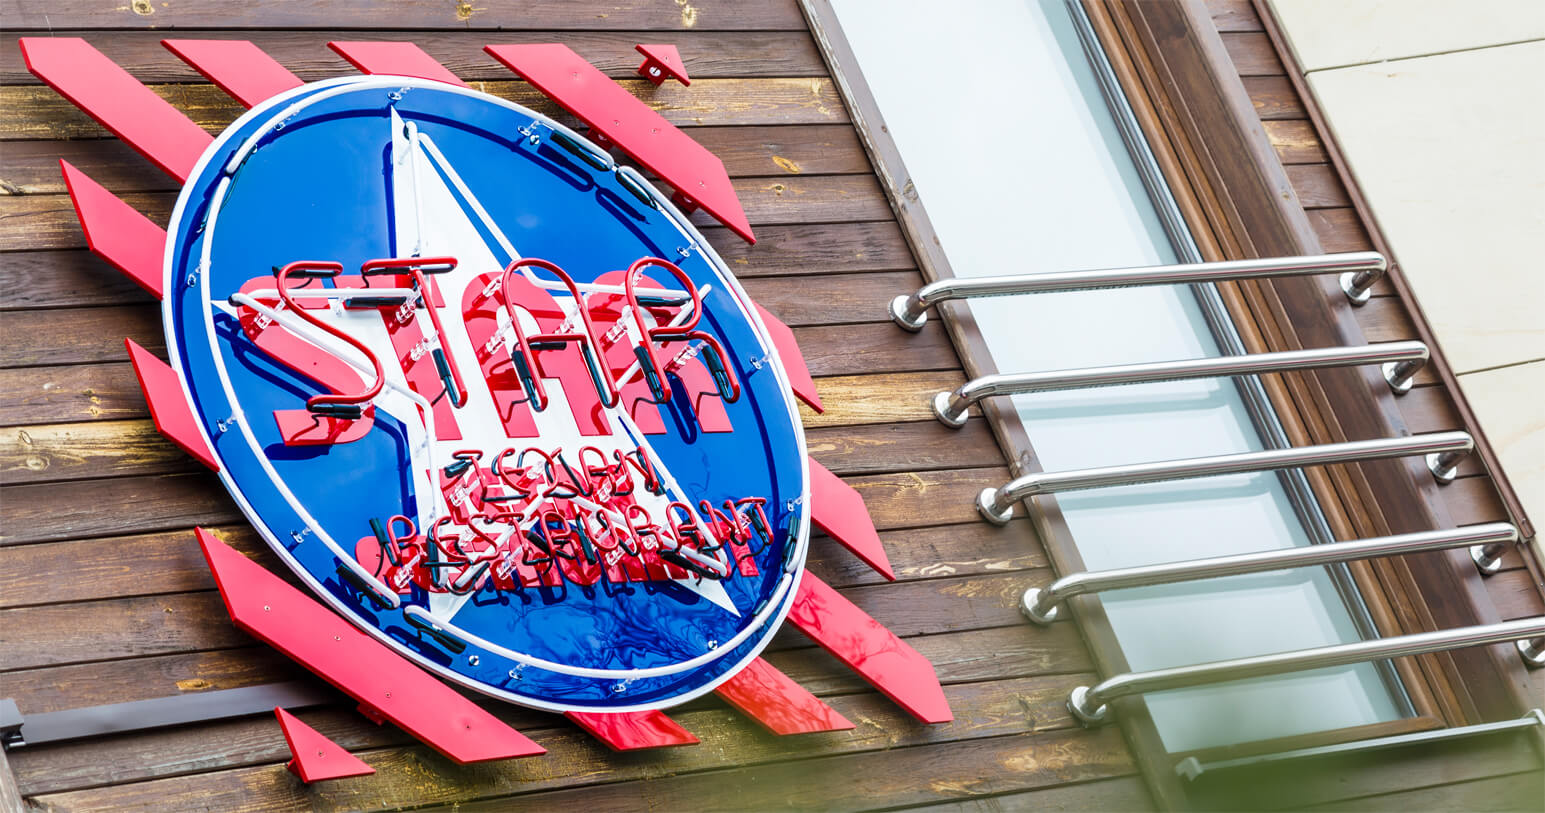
[1067,616,1545,726]
[932,341,1429,427]
[977,431,1473,525]
[888,252,1387,331]
[1022,523,1518,624]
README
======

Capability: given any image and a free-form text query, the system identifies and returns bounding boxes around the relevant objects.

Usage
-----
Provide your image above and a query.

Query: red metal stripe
[162,39,303,109]
[197,529,546,763]
[19,37,212,183]
[328,41,468,87]
[788,572,952,724]
[126,340,219,471]
[274,708,375,783]
[563,710,699,751]
[483,44,754,244]
[753,302,822,413]
[808,458,894,580]
[714,657,853,735]
[60,160,167,300]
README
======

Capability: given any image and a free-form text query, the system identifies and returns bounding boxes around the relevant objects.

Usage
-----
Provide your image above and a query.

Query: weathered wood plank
[0,362,148,426]
[0,591,251,672]
[0,363,959,428]
[1355,296,1420,343]
[17,675,1120,805]
[429,729,1135,812]
[0,407,993,486]
[1285,163,1350,209]
[0,224,916,313]
[0,306,163,368]
[1206,0,1263,33]
[0,31,828,86]
[1396,387,1462,434]
[0,445,1003,543]
[1438,476,1512,527]
[1243,75,1303,120]
[25,702,1130,812]
[791,321,960,377]
[0,126,872,196]
[0,173,891,252]
[1303,770,1545,812]
[799,371,969,429]
[0,455,1015,546]
[1220,32,1285,77]
[0,747,21,813]
[0,78,849,142]
[1265,120,1329,165]
[904,777,1154,811]
[0,565,1038,672]
[0,269,920,370]
[0,419,198,485]
[1489,568,1545,620]
[0,472,239,547]
[749,270,920,327]
[0,0,811,31]
[1306,207,1375,253]
[0,568,1038,676]
[3,621,1082,723]
[0,509,1040,613]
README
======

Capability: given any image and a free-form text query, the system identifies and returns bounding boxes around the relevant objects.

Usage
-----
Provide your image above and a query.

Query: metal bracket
[0,682,335,750]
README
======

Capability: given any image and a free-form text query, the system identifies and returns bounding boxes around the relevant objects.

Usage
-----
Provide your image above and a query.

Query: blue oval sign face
[163,77,810,712]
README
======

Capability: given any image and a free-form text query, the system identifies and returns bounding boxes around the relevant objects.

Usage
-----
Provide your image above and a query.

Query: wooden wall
[1208,0,1545,632]
[1198,0,1544,808]
[0,1,1149,809]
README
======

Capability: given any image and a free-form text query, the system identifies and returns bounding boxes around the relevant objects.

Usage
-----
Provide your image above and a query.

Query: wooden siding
[1198,0,1544,808]
[0,1,1145,810]
[1213,1,1545,626]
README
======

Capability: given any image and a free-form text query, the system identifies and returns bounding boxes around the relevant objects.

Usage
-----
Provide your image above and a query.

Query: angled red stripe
[162,39,303,109]
[808,458,894,580]
[754,302,822,412]
[197,530,545,763]
[329,41,468,87]
[19,37,212,182]
[126,340,219,471]
[60,160,167,300]
[274,708,375,783]
[635,43,690,87]
[714,657,853,735]
[788,572,952,724]
[484,43,754,244]
[564,710,698,751]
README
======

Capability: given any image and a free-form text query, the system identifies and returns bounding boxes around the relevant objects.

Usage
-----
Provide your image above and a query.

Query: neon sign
[164,76,809,711]
[25,36,952,760]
